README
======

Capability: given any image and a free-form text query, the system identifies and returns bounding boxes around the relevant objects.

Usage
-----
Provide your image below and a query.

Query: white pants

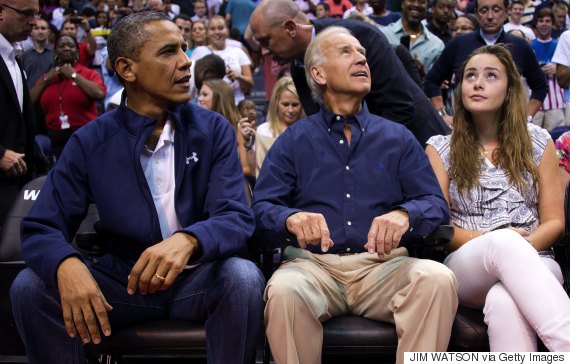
[445,229,570,351]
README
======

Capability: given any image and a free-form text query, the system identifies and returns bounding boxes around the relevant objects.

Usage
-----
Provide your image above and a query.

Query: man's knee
[409,259,457,294]
[218,257,265,296]
[10,268,50,306]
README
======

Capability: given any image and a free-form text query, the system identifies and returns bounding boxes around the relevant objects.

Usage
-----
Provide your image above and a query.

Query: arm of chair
[407,225,454,262]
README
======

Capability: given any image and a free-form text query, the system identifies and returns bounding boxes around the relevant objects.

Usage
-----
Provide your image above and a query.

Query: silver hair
[304,26,353,104]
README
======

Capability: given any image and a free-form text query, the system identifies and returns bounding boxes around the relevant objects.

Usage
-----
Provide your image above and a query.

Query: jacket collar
[115,92,187,137]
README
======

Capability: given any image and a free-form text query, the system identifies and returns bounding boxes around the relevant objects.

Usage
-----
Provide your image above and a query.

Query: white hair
[304,26,353,104]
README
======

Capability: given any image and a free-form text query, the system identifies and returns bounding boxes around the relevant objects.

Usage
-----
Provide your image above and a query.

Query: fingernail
[104,330,111,336]
[368,248,374,254]
[83,338,90,344]
[127,288,134,295]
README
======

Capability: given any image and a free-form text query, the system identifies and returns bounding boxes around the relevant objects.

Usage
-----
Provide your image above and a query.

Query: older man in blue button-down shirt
[253,26,458,364]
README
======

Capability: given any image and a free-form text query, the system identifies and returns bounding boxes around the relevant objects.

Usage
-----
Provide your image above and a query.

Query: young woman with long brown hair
[426,44,570,351]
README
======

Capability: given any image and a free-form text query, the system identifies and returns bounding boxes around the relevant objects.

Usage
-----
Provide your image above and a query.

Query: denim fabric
[10,255,265,364]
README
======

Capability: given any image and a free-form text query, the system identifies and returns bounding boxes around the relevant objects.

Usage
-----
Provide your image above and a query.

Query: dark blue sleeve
[251,130,301,248]
[21,135,91,288]
[181,115,256,262]
[424,38,458,98]
[394,129,450,237]
[519,40,548,102]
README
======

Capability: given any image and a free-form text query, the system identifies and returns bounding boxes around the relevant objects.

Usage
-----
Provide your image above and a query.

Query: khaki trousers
[264,247,458,364]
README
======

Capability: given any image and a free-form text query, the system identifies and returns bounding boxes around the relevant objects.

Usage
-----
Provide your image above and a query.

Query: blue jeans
[10,254,265,364]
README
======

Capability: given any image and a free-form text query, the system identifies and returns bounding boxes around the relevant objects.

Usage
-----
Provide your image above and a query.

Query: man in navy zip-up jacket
[10,12,264,364]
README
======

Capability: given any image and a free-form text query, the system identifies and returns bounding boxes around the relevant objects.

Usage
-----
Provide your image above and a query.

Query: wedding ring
[155,274,165,281]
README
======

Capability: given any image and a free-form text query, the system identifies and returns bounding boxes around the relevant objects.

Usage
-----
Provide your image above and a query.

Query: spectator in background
[552,2,568,39]
[225,0,257,37]
[294,0,319,19]
[426,0,457,45]
[174,14,193,52]
[198,79,255,181]
[451,14,479,38]
[504,0,536,41]
[424,0,547,127]
[188,18,207,56]
[380,0,445,77]
[91,10,111,70]
[60,18,96,66]
[368,0,401,26]
[555,131,570,188]
[0,0,39,227]
[249,0,450,145]
[29,35,106,158]
[23,18,54,88]
[192,0,208,23]
[522,0,541,26]
[326,0,353,18]
[554,31,570,126]
[251,77,304,176]
[316,3,331,19]
[343,0,373,19]
[531,8,566,131]
[52,0,74,29]
[348,11,424,86]
[191,16,253,102]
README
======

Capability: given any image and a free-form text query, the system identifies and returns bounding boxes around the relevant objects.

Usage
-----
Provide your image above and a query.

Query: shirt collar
[393,19,433,40]
[319,101,370,130]
[0,33,16,60]
[480,28,503,45]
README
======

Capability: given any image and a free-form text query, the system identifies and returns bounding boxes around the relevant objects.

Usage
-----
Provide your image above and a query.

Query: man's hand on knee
[285,212,334,252]
[56,257,113,344]
[365,210,409,258]
[127,232,199,295]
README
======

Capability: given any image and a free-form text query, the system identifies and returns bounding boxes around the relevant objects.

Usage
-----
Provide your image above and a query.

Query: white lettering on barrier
[405,353,569,364]
[23,189,40,201]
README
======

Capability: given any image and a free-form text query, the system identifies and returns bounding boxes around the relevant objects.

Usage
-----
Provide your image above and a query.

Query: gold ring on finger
[155,274,165,281]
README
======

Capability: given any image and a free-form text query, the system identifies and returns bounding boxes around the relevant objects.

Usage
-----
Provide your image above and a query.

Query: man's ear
[310,65,326,86]
[114,57,136,83]
[283,19,297,37]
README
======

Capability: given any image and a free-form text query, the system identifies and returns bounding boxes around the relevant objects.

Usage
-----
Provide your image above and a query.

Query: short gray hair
[108,11,170,73]
[304,26,353,104]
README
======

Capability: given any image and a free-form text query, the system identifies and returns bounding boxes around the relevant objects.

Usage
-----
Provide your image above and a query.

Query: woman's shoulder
[256,122,273,138]
[426,133,451,152]
[527,123,551,148]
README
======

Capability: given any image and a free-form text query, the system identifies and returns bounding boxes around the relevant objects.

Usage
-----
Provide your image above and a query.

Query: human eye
[464,72,476,80]
[487,72,497,79]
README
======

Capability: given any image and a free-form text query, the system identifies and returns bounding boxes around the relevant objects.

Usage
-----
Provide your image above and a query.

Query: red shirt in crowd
[38,63,106,131]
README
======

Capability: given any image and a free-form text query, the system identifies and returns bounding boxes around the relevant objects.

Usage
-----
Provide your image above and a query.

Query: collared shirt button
[346,194,351,198]
[339,140,344,144]
[346,247,351,252]
[336,115,341,121]
[345,165,350,170]
[410,228,414,232]
[156,178,162,185]
[347,221,352,226]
